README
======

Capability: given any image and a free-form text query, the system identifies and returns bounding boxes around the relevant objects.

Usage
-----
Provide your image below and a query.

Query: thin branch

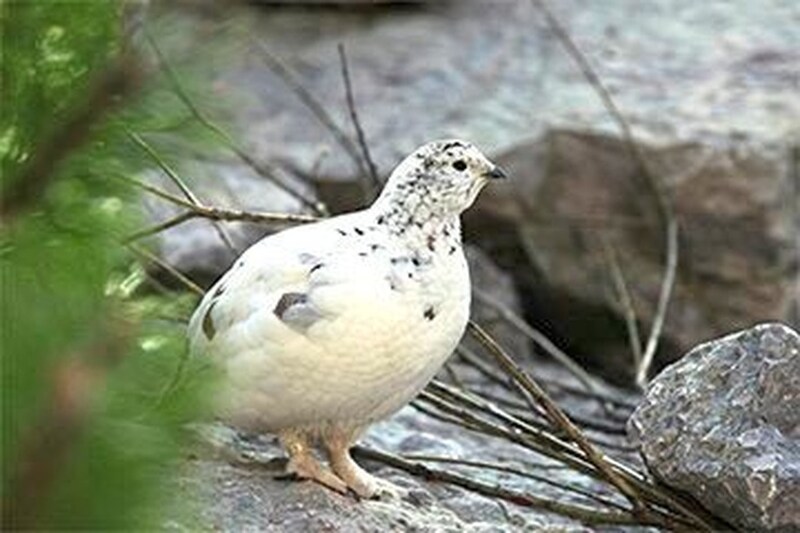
[466,321,646,514]
[400,454,629,512]
[337,43,380,198]
[117,174,319,226]
[530,0,679,388]
[127,243,204,296]
[1,54,142,223]
[144,31,327,216]
[472,287,602,393]
[601,239,643,368]
[354,447,661,527]
[421,382,719,530]
[125,211,196,242]
[636,219,677,388]
[126,129,238,255]
[252,39,369,185]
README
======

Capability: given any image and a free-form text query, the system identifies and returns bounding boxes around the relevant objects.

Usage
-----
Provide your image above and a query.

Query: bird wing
[187,213,405,359]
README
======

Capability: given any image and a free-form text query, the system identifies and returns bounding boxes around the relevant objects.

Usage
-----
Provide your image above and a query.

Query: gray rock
[183,405,612,532]
[628,322,800,532]
[478,129,798,371]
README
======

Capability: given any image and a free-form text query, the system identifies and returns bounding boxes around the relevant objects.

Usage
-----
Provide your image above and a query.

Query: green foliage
[1,2,213,529]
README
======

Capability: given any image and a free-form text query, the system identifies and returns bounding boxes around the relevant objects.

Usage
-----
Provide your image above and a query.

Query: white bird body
[187,140,505,497]
[188,210,470,431]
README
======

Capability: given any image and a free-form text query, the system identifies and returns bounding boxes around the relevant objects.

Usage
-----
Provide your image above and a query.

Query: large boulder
[475,129,798,378]
[628,323,800,532]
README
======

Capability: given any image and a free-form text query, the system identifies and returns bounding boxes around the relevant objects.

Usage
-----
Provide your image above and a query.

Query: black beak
[485,166,508,180]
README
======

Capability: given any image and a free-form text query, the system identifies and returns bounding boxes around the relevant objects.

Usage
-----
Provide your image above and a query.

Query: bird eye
[452,160,467,171]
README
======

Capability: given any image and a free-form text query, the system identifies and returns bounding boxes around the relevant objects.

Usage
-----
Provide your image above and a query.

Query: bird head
[376,139,506,217]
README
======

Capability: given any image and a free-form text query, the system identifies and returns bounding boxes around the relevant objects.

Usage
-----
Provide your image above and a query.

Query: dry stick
[0,55,142,223]
[253,40,369,183]
[337,43,381,198]
[472,287,602,393]
[421,384,713,530]
[456,344,636,413]
[127,243,205,296]
[467,321,647,515]
[354,447,661,527]
[401,454,630,512]
[116,174,318,226]
[144,32,326,217]
[126,129,238,255]
[636,218,677,387]
[125,206,316,243]
[530,0,679,390]
[601,240,643,368]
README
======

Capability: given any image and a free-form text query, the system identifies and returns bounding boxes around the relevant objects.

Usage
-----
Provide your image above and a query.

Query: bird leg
[324,426,400,499]
[279,429,347,494]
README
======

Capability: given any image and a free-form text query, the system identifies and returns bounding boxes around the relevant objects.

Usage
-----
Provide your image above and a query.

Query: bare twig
[354,447,663,527]
[144,32,326,216]
[337,43,380,198]
[530,0,679,389]
[401,454,629,512]
[252,40,369,186]
[601,239,643,368]
[466,321,646,514]
[1,54,142,223]
[636,219,678,387]
[422,381,720,530]
[126,129,238,255]
[116,174,318,227]
[472,287,602,393]
[127,243,204,296]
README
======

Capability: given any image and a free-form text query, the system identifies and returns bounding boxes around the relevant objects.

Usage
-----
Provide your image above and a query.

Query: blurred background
[2,0,798,530]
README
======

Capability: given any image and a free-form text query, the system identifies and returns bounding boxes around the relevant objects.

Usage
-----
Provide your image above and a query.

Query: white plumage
[188,139,505,498]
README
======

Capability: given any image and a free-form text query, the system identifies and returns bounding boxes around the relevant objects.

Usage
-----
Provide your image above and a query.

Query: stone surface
[628,322,800,532]
[180,385,630,533]
[475,129,798,375]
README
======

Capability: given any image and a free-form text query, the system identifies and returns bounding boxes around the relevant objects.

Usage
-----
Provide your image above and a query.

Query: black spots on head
[376,215,386,225]
[309,263,324,274]
[411,257,421,267]
[202,300,218,340]
[452,159,467,172]
[449,246,457,255]
[354,227,364,236]
[337,229,347,236]
[274,292,307,320]
[358,252,368,257]
[370,244,382,251]
[442,141,464,151]
[390,256,405,265]
[423,306,436,321]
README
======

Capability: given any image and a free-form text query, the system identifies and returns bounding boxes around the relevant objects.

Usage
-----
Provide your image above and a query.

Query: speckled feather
[187,140,503,434]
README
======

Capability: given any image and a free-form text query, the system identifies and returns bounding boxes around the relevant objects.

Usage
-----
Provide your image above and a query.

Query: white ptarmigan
[188,140,506,498]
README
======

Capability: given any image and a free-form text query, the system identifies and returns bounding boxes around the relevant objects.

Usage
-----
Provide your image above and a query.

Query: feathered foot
[279,429,348,494]
[324,427,401,500]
